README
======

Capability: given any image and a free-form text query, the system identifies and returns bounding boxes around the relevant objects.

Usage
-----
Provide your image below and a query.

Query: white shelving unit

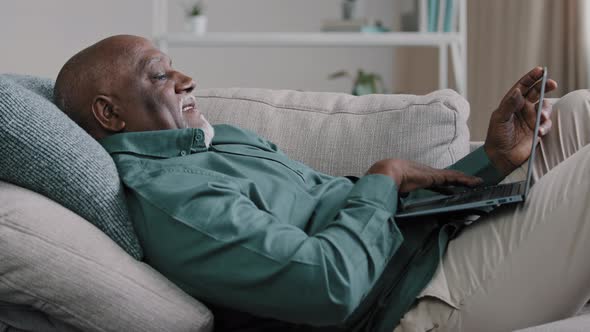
[152,0,467,96]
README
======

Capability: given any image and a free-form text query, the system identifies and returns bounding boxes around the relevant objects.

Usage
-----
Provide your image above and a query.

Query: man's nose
[175,72,196,94]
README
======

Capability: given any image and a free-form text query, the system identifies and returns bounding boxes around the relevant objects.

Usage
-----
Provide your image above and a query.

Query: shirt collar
[99,128,208,158]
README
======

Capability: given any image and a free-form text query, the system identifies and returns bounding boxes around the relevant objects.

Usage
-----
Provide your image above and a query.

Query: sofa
[0,74,588,331]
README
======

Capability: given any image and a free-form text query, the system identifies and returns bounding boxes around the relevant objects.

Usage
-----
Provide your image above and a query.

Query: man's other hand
[366,159,483,193]
[484,67,558,176]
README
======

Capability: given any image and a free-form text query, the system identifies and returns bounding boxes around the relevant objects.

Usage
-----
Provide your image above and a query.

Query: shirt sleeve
[128,171,402,326]
[446,145,505,185]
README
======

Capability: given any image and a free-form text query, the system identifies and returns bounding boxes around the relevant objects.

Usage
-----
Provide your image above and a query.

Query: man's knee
[549,89,590,151]
[552,89,590,117]
[393,297,459,332]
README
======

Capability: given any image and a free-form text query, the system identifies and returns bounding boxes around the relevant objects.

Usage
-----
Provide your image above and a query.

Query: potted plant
[185,0,207,35]
[329,69,387,96]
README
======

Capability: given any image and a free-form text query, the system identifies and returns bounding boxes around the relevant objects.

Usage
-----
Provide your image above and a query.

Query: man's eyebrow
[140,56,172,70]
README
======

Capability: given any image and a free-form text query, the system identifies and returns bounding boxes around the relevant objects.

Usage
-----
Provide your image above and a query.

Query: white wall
[0,0,395,94]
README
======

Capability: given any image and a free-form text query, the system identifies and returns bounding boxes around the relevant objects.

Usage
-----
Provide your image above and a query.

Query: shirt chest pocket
[211,145,306,182]
[272,191,318,228]
[240,178,317,228]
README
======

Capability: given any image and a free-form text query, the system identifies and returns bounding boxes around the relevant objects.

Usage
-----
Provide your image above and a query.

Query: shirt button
[180,150,187,156]
[196,133,204,140]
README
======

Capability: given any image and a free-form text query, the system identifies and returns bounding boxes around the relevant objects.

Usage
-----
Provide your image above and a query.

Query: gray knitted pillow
[0,74,142,259]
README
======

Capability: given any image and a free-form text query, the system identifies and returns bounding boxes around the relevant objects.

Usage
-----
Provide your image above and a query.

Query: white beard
[181,94,215,147]
[198,114,215,148]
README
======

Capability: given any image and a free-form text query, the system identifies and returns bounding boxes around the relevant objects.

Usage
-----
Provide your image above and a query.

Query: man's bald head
[54,35,147,137]
[53,34,211,142]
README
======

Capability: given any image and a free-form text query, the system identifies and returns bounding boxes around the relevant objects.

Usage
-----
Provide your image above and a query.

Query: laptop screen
[523,67,548,199]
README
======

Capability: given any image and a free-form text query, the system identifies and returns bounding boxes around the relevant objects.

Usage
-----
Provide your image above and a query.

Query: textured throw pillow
[0,74,142,259]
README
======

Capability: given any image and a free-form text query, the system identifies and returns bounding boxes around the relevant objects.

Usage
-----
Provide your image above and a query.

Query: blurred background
[0,0,588,139]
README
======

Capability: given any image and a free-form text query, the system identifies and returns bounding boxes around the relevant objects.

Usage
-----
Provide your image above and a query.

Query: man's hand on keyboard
[366,159,483,194]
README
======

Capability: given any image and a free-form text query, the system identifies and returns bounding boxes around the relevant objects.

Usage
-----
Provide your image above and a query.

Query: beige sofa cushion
[196,88,471,176]
[0,181,213,332]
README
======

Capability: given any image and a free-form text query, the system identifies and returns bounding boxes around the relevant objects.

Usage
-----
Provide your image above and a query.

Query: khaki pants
[394,90,590,332]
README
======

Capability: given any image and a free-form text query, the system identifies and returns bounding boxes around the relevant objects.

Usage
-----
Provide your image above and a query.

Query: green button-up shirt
[100,125,503,331]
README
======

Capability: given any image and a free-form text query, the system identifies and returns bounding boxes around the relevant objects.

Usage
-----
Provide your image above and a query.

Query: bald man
[54,35,590,332]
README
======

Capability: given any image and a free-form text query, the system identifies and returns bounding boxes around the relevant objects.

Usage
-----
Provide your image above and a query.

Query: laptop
[396,67,548,219]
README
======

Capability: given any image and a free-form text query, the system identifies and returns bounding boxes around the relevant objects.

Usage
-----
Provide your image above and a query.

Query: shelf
[157,32,462,48]
[151,0,467,96]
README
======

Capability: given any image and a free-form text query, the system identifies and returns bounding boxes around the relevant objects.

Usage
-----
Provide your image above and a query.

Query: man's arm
[129,170,401,326]
[446,146,505,186]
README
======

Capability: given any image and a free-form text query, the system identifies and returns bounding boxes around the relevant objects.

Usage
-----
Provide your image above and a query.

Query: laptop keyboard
[400,182,525,212]
[445,182,523,206]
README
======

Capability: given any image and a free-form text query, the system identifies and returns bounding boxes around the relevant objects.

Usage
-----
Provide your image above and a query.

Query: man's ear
[91,95,126,132]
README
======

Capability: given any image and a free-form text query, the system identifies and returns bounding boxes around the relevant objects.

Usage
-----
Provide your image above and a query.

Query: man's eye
[153,73,167,81]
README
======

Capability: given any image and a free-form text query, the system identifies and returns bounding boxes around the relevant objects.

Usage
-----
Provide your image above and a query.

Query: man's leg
[394,90,590,332]
[534,90,590,181]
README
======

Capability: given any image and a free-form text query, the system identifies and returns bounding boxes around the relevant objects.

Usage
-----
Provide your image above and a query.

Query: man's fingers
[521,99,538,132]
[399,163,483,193]
[454,174,484,187]
[524,78,558,103]
[526,99,553,135]
[498,88,525,121]
[438,170,483,187]
[428,185,457,195]
[426,170,483,195]
[541,98,552,115]
[539,118,552,136]
[538,105,551,135]
[506,67,544,102]
[503,67,558,105]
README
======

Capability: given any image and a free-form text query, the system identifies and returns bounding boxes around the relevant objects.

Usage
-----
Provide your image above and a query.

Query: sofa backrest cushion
[0,74,142,259]
[196,88,471,176]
